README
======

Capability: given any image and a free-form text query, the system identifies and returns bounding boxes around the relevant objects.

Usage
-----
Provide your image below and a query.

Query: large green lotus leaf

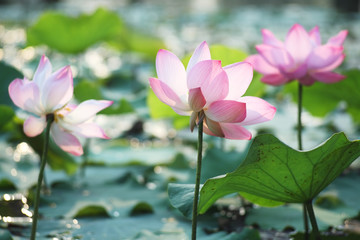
[0,61,23,106]
[26,8,124,54]
[283,69,360,122]
[198,132,360,214]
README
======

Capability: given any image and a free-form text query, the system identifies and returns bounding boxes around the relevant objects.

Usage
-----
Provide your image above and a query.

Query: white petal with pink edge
[261,29,284,47]
[327,30,348,46]
[42,66,73,112]
[33,55,52,88]
[245,54,280,75]
[63,100,113,125]
[238,96,276,126]
[23,116,46,137]
[187,60,229,104]
[8,78,42,115]
[221,123,252,140]
[309,26,321,46]
[307,45,344,70]
[51,123,83,156]
[150,78,190,112]
[285,24,312,64]
[206,100,246,123]
[223,62,253,100]
[156,49,187,97]
[187,41,211,72]
[63,122,110,139]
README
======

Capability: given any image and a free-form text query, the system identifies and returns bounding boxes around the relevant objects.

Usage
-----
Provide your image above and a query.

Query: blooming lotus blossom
[246,24,348,86]
[8,55,113,156]
[149,41,276,139]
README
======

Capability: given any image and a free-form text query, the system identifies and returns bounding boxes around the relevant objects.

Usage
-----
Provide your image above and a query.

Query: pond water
[0,0,360,239]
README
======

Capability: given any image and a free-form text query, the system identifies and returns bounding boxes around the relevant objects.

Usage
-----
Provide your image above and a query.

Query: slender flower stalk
[191,113,204,240]
[297,82,310,238]
[305,200,322,240]
[30,114,54,240]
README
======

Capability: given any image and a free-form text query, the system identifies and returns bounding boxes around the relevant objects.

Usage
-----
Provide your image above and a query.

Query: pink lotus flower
[8,55,113,156]
[149,41,276,139]
[246,24,348,86]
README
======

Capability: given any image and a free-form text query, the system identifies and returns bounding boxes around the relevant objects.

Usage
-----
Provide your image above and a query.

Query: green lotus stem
[305,200,322,240]
[30,114,54,240]
[297,82,310,239]
[191,114,204,240]
[298,82,303,151]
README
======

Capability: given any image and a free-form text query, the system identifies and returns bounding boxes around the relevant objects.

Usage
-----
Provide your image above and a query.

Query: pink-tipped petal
[67,123,110,139]
[150,78,190,112]
[33,55,52,88]
[206,100,246,123]
[187,41,211,72]
[156,49,188,97]
[223,62,253,100]
[221,123,252,140]
[327,30,348,46]
[187,60,229,103]
[188,87,206,112]
[51,123,83,156]
[310,71,345,84]
[261,29,284,47]
[307,45,344,70]
[238,96,276,126]
[42,66,73,112]
[204,117,224,137]
[285,24,312,64]
[23,116,46,137]
[261,74,289,85]
[8,78,42,115]
[63,100,113,125]
[309,26,321,46]
[245,54,280,75]
[316,54,345,72]
[256,44,295,71]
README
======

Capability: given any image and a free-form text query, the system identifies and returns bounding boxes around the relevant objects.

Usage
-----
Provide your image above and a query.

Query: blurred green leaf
[199,133,360,214]
[129,202,154,216]
[101,98,134,115]
[73,205,111,218]
[168,183,196,219]
[74,80,103,102]
[0,179,17,190]
[27,8,124,53]
[110,30,166,60]
[74,80,134,115]
[0,61,23,106]
[0,105,15,130]
[284,69,360,122]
